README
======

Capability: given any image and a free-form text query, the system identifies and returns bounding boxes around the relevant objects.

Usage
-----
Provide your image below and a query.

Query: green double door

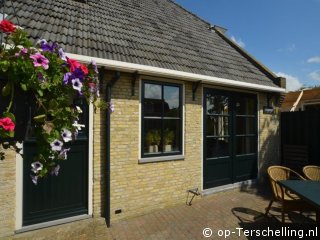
[23,99,89,226]
[203,88,258,189]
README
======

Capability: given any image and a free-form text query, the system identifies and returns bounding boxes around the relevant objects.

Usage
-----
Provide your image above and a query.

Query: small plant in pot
[163,129,174,152]
[145,130,160,153]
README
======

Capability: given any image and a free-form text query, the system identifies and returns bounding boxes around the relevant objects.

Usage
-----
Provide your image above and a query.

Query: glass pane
[236,137,256,155]
[143,119,162,154]
[144,83,161,99]
[206,94,229,115]
[144,98,162,117]
[163,119,180,153]
[235,96,255,115]
[206,137,230,158]
[207,116,229,136]
[164,86,180,117]
[236,117,256,135]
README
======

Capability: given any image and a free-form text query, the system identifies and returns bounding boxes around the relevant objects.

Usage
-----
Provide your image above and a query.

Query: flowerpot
[164,145,172,152]
[153,145,159,153]
[148,145,154,153]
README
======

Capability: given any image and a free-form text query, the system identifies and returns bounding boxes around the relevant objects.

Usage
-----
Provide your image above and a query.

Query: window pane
[144,119,162,154]
[164,86,180,117]
[207,116,229,136]
[206,137,230,158]
[236,117,255,135]
[163,119,180,153]
[144,83,161,99]
[236,97,255,115]
[236,137,256,155]
[206,94,229,115]
[144,98,162,117]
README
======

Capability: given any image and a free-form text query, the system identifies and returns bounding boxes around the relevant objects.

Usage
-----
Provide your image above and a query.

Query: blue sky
[175,0,320,91]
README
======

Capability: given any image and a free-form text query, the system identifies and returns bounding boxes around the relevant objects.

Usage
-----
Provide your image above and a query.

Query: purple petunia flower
[37,39,47,46]
[91,60,98,74]
[51,164,60,176]
[72,78,83,92]
[58,148,70,160]
[72,68,85,80]
[50,139,63,151]
[41,42,57,52]
[30,174,39,185]
[61,129,72,142]
[58,48,67,61]
[31,161,43,174]
[30,52,49,70]
[63,72,72,84]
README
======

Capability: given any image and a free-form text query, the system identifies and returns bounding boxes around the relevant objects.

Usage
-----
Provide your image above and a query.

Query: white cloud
[307,56,320,63]
[230,36,245,48]
[276,72,303,92]
[309,70,320,81]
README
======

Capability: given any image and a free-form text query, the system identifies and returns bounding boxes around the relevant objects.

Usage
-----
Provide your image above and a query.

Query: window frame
[140,80,183,160]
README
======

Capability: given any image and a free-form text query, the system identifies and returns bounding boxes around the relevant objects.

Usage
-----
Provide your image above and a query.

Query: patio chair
[303,165,320,181]
[265,166,314,223]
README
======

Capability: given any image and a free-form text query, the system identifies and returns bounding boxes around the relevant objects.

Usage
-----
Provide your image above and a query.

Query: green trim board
[203,88,258,189]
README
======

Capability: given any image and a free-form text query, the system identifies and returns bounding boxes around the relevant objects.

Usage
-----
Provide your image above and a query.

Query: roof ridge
[167,0,213,27]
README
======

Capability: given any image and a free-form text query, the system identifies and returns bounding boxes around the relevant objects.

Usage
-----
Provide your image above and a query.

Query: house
[281,88,320,112]
[0,0,285,237]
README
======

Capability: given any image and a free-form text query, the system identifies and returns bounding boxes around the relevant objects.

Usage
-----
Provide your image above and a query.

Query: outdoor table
[278,180,320,224]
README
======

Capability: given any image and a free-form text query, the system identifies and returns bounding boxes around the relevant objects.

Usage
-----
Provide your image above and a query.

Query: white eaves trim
[66,52,285,93]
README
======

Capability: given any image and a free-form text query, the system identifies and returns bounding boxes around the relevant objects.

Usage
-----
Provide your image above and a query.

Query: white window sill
[139,155,184,163]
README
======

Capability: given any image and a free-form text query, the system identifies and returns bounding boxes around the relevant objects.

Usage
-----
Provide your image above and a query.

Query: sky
[175,0,320,91]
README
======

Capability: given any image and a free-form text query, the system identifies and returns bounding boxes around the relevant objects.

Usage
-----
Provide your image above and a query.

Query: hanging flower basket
[0,20,104,184]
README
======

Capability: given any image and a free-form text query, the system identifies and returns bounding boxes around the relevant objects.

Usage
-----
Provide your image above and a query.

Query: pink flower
[0,117,15,132]
[30,52,49,69]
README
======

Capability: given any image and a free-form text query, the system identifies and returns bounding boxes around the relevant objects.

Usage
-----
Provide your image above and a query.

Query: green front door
[203,88,257,189]
[23,99,89,226]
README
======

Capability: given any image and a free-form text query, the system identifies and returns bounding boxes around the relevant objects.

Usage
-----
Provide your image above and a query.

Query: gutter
[103,69,121,227]
[66,53,285,93]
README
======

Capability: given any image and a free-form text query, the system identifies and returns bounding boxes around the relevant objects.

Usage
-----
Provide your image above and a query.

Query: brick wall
[107,73,202,221]
[258,93,281,181]
[0,73,281,237]
[0,147,16,238]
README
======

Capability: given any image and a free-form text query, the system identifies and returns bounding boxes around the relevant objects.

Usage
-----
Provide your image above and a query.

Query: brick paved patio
[9,184,317,240]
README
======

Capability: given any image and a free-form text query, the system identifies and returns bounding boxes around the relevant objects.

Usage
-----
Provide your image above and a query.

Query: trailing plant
[0,20,109,184]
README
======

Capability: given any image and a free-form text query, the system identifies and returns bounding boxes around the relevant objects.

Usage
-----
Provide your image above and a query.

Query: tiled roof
[4,0,279,87]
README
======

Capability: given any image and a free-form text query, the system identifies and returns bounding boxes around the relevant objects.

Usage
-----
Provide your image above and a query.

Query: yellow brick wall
[106,73,202,221]
[0,147,16,238]
[258,93,281,180]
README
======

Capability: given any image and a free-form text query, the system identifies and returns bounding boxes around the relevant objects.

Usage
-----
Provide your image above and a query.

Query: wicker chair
[303,165,320,181]
[265,166,314,223]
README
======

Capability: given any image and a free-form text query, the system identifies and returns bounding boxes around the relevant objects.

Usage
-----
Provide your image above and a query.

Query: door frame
[15,104,94,231]
[201,85,260,192]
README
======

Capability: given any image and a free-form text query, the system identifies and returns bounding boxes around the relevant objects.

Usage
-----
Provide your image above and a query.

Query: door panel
[23,99,89,226]
[204,89,257,189]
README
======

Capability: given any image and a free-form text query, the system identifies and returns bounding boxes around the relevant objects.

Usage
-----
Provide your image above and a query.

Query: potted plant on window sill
[146,130,160,153]
[163,129,174,152]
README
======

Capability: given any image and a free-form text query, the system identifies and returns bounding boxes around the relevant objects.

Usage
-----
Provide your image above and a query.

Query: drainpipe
[104,70,120,227]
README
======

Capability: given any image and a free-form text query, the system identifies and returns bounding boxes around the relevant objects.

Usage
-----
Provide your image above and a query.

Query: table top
[278,180,320,209]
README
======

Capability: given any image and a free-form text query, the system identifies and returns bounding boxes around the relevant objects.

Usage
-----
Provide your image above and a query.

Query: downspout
[104,70,121,227]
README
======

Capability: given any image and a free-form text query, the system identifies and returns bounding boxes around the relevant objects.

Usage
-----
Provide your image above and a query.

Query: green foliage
[0,22,103,183]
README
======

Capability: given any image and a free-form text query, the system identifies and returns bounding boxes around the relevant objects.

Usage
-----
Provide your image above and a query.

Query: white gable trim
[66,53,286,93]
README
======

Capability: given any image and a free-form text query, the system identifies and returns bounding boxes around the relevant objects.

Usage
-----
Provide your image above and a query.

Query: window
[141,81,182,158]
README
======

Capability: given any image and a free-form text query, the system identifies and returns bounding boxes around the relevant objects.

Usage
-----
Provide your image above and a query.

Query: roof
[281,88,320,111]
[4,0,280,88]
